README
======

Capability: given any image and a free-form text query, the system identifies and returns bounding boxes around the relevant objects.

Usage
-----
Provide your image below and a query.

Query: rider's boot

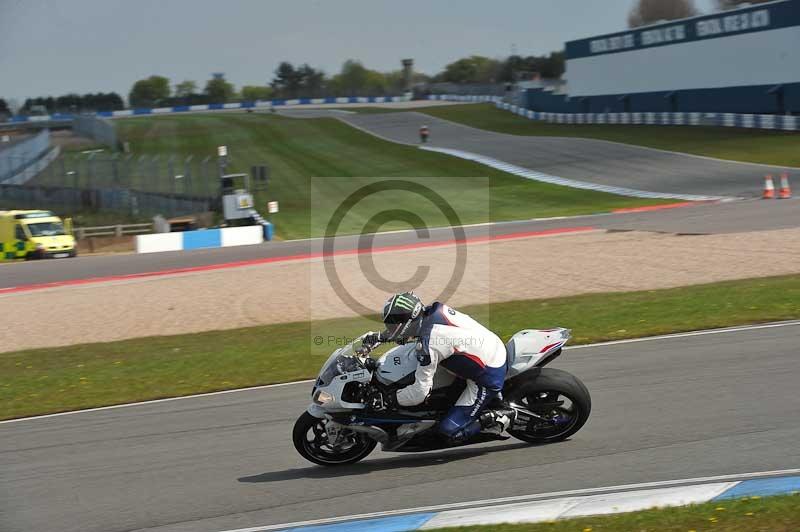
[479,407,516,435]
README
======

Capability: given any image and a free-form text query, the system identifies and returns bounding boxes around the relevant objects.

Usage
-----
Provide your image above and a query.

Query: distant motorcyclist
[364,292,514,442]
[419,125,429,143]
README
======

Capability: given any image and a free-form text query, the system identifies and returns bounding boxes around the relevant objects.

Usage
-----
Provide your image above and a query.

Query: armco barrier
[427,94,800,132]
[2,95,412,125]
[135,225,264,254]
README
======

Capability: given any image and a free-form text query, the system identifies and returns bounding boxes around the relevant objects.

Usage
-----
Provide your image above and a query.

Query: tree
[497,51,565,82]
[438,56,502,84]
[628,0,698,28]
[297,64,326,98]
[715,0,772,9]
[326,60,394,96]
[129,75,171,107]
[0,98,9,118]
[241,85,273,101]
[55,93,82,112]
[334,60,369,94]
[174,80,197,98]
[270,62,328,98]
[204,74,235,103]
[270,62,302,98]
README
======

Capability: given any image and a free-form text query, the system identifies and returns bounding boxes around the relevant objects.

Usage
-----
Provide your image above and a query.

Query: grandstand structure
[524,0,799,115]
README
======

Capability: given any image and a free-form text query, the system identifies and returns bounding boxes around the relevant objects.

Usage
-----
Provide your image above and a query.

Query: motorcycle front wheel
[506,368,591,444]
[292,412,377,466]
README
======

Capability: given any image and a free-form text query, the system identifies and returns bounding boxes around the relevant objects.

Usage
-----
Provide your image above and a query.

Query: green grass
[37,113,667,240]
[424,493,800,532]
[416,103,800,167]
[3,274,800,420]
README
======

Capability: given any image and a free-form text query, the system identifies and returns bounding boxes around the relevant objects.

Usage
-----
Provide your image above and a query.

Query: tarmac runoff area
[1,225,800,353]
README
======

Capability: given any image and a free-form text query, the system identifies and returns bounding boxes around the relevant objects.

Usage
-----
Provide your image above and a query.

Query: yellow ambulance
[0,210,77,261]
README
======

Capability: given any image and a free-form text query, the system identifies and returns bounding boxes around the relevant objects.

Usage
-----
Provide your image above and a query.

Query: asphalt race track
[2,323,799,532]
[2,199,799,290]
[339,111,791,198]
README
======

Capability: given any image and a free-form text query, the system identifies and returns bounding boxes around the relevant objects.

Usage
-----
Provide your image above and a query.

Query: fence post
[184,155,193,196]
[115,224,122,237]
[137,155,147,192]
[112,154,120,187]
[87,152,95,190]
[168,155,176,194]
[202,156,212,198]
[123,154,132,189]
[149,155,158,193]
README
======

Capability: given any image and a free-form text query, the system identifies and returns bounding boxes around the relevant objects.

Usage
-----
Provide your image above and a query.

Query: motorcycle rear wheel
[293,412,377,466]
[506,368,591,444]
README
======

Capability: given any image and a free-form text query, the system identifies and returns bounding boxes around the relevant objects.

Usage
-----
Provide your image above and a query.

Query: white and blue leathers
[396,302,508,440]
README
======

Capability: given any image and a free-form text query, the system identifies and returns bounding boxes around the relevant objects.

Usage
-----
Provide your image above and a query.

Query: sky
[0,0,717,105]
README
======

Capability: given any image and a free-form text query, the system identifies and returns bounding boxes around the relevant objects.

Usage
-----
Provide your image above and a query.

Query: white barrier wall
[135,233,183,254]
[134,225,267,254]
[220,226,263,247]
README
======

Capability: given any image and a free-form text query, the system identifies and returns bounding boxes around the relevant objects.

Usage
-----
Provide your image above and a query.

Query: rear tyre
[292,412,377,466]
[506,368,591,444]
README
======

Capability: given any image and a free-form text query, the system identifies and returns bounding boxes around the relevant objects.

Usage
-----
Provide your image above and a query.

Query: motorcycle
[293,328,591,466]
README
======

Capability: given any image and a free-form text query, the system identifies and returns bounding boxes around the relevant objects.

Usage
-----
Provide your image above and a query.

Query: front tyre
[292,412,377,466]
[506,368,591,444]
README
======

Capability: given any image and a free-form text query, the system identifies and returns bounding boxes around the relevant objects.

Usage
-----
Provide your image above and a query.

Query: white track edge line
[218,468,800,532]
[422,146,727,202]
[565,320,800,350]
[0,379,315,425]
[2,320,798,425]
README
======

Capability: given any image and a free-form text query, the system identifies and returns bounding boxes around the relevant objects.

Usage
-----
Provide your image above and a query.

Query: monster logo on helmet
[382,292,424,342]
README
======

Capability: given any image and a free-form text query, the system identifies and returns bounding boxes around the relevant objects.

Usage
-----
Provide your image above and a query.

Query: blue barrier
[182,229,222,250]
[135,225,266,254]
[2,95,412,125]
[426,95,799,131]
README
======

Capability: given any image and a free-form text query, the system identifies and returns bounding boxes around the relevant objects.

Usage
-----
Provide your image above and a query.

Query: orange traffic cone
[763,175,776,199]
[778,172,792,199]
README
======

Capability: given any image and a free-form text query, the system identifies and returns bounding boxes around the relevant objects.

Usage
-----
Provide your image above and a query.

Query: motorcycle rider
[364,292,515,442]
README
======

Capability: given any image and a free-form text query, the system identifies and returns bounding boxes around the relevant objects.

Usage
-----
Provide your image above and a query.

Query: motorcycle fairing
[506,328,571,378]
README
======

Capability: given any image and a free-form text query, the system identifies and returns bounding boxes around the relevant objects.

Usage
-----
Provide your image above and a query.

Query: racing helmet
[382,292,425,342]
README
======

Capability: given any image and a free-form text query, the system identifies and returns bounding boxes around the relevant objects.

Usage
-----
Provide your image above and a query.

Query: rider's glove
[365,386,397,412]
[362,332,385,349]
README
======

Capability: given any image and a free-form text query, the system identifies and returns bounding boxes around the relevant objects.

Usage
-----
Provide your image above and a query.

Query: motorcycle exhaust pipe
[346,425,389,443]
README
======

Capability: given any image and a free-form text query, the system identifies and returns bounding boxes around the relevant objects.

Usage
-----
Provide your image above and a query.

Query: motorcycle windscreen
[318,354,362,387]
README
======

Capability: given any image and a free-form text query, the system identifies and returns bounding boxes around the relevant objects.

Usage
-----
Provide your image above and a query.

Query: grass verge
[32,113,667,240]
[423,493,800,532]
[2,274,800,420]
[415,104,800,168]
